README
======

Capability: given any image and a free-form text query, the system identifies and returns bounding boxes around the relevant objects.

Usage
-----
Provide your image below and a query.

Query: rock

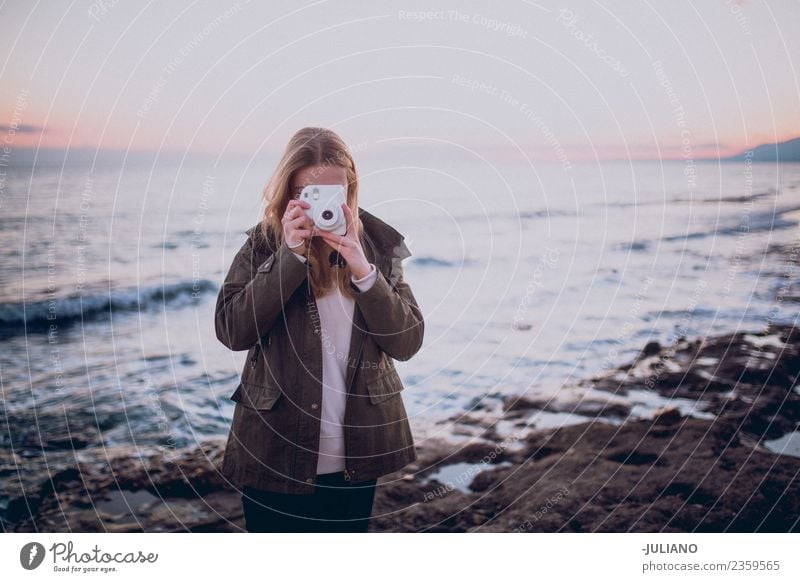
[501,394,630,420]
[641,341,661,357]
[371,414,799,532]
[653,406,683,425]
[4,324,799,533]
[502,395,547,413]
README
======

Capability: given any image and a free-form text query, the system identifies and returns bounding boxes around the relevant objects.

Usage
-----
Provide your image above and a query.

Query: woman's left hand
[314,203,372,279]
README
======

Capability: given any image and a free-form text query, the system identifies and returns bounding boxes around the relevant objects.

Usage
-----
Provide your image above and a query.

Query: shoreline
[369,322,799,532]
[3,322,798,532]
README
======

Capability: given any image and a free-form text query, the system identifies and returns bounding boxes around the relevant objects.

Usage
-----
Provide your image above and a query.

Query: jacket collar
[245,206,411,264]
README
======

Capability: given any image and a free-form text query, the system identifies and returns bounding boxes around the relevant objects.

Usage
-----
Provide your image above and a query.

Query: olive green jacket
[215,208,424,494]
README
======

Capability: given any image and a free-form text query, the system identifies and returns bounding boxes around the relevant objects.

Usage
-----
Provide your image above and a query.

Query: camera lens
[321,209,333,220]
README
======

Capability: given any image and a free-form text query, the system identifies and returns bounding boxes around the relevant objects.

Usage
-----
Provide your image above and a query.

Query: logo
[20,542,46,570]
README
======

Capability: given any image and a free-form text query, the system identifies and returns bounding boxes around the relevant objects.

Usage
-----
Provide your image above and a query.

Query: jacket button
[306,478,314,484]
[311,403,318,409]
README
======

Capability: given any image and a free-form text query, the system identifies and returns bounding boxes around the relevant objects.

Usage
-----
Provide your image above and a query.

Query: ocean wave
[519,209,576,219]
[613,240,650,252]
[661,204,800,243]
[0,279,216,337]
[672,190,776,204]
[412,256,479,268]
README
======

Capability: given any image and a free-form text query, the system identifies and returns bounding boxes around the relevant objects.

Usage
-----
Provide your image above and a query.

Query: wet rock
[641,341,661,357]
[4,324,799,533]
[501,394,631,420]
[652,406,683,425]
[372,412,798,532]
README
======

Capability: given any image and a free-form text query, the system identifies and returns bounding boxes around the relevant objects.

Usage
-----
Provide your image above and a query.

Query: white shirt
[290,248,378,474]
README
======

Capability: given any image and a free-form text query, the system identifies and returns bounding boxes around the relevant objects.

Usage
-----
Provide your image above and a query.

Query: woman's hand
[314,203,372,279]
[281,199,313,256]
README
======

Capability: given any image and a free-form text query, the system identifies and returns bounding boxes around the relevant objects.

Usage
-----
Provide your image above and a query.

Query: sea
[1,156,798,499]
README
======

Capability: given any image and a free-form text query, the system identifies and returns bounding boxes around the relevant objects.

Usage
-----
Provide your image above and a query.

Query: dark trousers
[241,472,378,532]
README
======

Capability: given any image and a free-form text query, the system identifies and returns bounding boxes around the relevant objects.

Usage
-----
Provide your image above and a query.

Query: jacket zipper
[250,334,270,368]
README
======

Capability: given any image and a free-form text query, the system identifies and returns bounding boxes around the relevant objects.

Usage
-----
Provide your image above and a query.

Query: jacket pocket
[365,369,405,404]
[229,380,282,410]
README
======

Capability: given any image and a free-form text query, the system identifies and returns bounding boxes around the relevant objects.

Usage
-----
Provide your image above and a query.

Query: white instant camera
[300,184,348,236]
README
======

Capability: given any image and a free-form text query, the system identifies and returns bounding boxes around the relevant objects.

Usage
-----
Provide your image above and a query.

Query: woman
[215,127,424,532]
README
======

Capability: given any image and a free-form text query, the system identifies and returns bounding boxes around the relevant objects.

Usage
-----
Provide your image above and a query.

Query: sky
[1,0,798,164]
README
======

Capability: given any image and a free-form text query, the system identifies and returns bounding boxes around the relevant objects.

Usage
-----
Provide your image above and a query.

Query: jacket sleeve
[214,235,308,351]
[349,250,424,362]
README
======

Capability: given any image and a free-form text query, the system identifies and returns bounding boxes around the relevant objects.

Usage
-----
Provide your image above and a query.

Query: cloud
[0,124,45,134]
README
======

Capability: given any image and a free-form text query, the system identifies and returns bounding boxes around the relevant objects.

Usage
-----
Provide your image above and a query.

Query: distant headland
[723,136,800,162]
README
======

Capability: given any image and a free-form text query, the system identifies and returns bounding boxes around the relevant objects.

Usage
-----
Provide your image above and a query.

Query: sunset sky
[1,0,798,164]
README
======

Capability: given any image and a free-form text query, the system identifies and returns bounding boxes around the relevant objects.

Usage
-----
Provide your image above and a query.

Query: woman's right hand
[282,199,313,256]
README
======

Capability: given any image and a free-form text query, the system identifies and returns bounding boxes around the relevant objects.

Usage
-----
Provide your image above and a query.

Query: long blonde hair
[261,127,363,299]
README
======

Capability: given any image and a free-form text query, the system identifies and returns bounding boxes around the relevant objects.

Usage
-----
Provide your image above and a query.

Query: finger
[283,230,309,245]
[285,209,307,227]
[290,224,311,235]
[286,228,311,242]
[285,200,309,215]
[287,215,310,230]
[286,206,306,223]
[317,230,346,248]
[341,203,354,234]
[288,199,310,211]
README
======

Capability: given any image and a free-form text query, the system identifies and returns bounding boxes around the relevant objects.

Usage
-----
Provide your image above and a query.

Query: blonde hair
[260,127,363,299]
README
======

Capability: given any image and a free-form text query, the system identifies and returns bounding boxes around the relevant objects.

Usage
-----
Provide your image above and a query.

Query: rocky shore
[3,323,798,533]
